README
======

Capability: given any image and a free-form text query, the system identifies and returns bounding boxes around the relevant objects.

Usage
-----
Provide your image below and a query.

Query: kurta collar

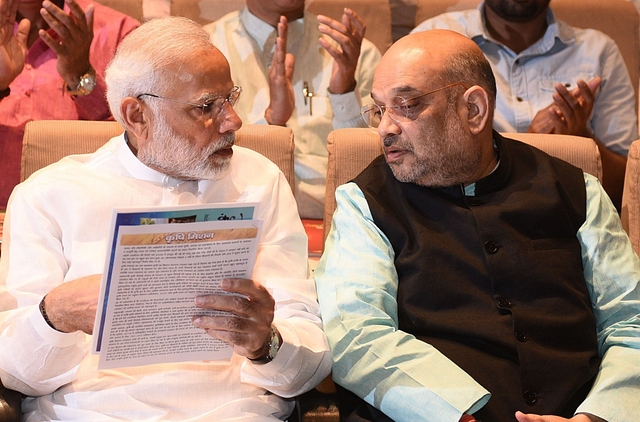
[116,132,199,195]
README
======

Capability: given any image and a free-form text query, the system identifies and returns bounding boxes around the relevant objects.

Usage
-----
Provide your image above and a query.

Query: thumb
[16,18,30,51]
[84,3,95,31]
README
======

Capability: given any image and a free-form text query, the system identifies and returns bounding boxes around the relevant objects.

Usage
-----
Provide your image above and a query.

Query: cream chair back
[621,139,640,255]
[21,121,295,192]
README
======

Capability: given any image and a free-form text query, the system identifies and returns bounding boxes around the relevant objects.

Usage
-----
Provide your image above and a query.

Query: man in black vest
[315,29,640,422]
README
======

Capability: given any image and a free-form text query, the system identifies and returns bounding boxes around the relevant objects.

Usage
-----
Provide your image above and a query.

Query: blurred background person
[0,0,139,208]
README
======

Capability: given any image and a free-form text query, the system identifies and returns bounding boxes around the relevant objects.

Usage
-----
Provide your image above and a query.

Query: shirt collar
[240,7,305,53]
[470,2,576,55]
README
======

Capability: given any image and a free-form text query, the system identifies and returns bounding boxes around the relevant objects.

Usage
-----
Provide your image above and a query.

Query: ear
[462,86,491,135]
[120,97,150,153]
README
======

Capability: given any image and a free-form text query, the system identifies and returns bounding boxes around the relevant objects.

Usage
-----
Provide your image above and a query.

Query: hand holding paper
[192,278,275,359]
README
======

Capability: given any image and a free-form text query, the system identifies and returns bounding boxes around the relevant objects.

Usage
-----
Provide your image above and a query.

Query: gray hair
[105,16,216,124]
[440,50,497,109]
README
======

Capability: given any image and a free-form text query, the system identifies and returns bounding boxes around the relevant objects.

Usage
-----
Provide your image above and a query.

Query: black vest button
[484,240,500,254]
[523,390,538,405]
[515,331,527,342]
[497,298,512,308]
[467,198,484,206]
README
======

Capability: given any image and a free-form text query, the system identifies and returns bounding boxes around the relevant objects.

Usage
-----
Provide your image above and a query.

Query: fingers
[41,0,89,42]
[317,8,365,59]
[318,8,362,94]
[195,278,274,312]
[277,14,288,43]
[317,8,365,44]
[270,20,287,74]
[15,18,30,48]
[551,78,597,136]
[571,76,602,98]
[266,16,295,125]
[192,279,275,357]
[1,0,19,28]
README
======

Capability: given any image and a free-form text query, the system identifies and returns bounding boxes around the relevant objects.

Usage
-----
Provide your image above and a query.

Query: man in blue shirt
[412,0,638,211]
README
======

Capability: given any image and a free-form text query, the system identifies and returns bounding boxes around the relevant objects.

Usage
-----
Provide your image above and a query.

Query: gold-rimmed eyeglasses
[137,85,242,119]
[360,83,465,128]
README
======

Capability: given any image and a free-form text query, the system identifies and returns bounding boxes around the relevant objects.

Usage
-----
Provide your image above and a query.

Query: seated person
[205,0,381,219]
[0,0,139,208]
[0,16,331,421]
[315,29,640,422]
[412,0,638,210]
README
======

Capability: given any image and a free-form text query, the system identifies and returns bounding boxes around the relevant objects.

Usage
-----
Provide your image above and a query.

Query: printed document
[93,203,261,370]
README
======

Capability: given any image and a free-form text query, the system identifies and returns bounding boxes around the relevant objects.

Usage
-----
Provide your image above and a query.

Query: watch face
[80,73,96,93]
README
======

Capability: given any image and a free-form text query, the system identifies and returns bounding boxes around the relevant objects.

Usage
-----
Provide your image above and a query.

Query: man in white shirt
[412,0,638,210]
[205,0,381,219]
[0,16,331,421]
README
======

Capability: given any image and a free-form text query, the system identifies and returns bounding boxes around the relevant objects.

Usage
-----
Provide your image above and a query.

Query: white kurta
[0,134,331,421]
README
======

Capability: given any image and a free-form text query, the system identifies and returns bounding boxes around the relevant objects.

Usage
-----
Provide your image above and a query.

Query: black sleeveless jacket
[349,132,600,421]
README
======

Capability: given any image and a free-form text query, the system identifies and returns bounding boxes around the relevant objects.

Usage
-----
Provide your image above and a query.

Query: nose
[377,108,401,138]
[219,103,243,133]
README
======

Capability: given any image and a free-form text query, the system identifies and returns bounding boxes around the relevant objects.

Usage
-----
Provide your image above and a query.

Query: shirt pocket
[538,72,597,94]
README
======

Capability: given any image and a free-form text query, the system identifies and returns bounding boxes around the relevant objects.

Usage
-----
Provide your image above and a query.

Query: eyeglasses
[360,83,465,128]
[137,85,242,119]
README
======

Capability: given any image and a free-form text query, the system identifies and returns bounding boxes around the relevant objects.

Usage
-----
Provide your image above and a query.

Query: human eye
[199,98,223,116]
[395,97,423,118]
[371,105,384,118]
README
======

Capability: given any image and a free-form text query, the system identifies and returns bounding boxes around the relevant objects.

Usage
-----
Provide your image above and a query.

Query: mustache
[383,135,397,148]
[206,132,236,156]
[217,132,236,149]
[383,135,413,152]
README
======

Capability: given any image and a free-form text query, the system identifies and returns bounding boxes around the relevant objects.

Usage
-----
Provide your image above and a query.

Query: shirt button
[484,240,501,254]
[515,331,527,342]
[516,97,524,102]
[467,198,484,206]
[25,64,32,70]
[497,298,512,309]
[523,390,538,405]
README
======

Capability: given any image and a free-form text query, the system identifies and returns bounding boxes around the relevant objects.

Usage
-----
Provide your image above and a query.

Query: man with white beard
[0,16,330,421]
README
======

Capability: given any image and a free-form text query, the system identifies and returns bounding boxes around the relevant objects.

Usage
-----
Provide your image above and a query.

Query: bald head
[377,30,497,107]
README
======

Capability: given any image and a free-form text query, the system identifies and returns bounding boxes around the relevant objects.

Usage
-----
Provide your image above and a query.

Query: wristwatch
[66,66,96,97]
[248,325,281,364]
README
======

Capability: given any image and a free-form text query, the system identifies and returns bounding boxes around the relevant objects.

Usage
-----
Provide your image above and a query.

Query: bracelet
[39,295,59,331]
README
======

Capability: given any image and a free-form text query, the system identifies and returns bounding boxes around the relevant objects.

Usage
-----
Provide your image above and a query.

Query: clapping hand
[265,15,295,126]
[317,7,365,94]
[0,0,30,89]
[38,0,94,90]
[527,77,601,137]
